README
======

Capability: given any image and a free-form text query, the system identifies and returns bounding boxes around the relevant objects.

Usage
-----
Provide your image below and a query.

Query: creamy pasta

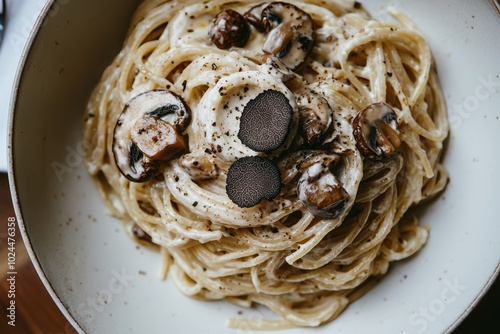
[83,0,448,329]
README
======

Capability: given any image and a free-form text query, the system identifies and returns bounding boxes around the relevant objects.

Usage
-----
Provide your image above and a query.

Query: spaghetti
[83,0,448,329]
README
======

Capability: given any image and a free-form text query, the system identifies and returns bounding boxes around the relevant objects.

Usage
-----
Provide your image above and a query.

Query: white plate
[8,0,500,333]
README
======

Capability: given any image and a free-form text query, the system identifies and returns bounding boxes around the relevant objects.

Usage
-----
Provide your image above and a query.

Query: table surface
[0,171,498,333]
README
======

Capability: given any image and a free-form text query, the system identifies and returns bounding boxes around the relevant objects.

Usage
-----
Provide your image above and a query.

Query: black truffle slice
[238,89,293,152]
[226,156,282,208]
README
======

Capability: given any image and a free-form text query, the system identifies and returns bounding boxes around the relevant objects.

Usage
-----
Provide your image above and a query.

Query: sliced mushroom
[131,116,187,161]
[244,2,269,33]
[144,91,191,133]
[352,102,401,160]
[238,89,294,152]
[178,152,220,181]
[261,56,295,83]
[226,156,282,208]
[261,2,315,70]
[119,143,159,182]
[113,90,191,182]
[297,153,348,219]
[296,92,333,148]
[209,9,251,49]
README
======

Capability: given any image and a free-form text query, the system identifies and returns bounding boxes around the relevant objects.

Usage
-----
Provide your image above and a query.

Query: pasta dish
[83,0,449,329]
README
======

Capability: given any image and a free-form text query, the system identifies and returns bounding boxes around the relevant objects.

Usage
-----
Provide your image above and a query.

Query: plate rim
[6,0,85,332]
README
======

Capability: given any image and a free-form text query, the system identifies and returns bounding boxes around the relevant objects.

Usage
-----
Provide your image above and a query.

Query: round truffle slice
[226,156,282,208]
[238,89,293,152]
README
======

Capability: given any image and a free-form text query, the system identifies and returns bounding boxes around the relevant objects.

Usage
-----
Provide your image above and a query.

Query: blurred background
[0,1,499,333]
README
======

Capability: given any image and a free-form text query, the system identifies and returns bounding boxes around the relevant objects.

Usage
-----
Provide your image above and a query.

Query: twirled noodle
[83,0,448,329]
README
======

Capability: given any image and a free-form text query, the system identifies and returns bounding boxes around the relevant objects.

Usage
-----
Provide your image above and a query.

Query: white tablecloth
[0,1,47,172]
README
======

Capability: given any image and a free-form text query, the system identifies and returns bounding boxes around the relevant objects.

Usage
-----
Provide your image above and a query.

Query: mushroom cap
[352,102,401,160]
[296,92,334,148]
[118,142,159,182]
[261,2,315,70]
[226,156,282,208]
[112,90,191,182]
[296,155,349,219]
[131,116,187,161]
[244,2,268,33]
[238,89,294,152]
[209,9,251,49]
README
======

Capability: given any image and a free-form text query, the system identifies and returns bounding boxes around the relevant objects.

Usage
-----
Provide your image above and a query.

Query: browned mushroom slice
[226,156,282,208]
[261,2,315,70]
[244,2,269,32]
[144,91,191,133]
[178,152,220,181]
[296,92,333,148]
[261,56,295,83]
[352,102,401,160]
[112,90,191,182]
[131,116,187,161]
[120,142,159,182]
[238,89,294,152]
[209,9,251,49]
[297,153,348,219]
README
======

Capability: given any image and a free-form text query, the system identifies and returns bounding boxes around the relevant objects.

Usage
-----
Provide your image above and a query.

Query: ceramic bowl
[8,0,500,333]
